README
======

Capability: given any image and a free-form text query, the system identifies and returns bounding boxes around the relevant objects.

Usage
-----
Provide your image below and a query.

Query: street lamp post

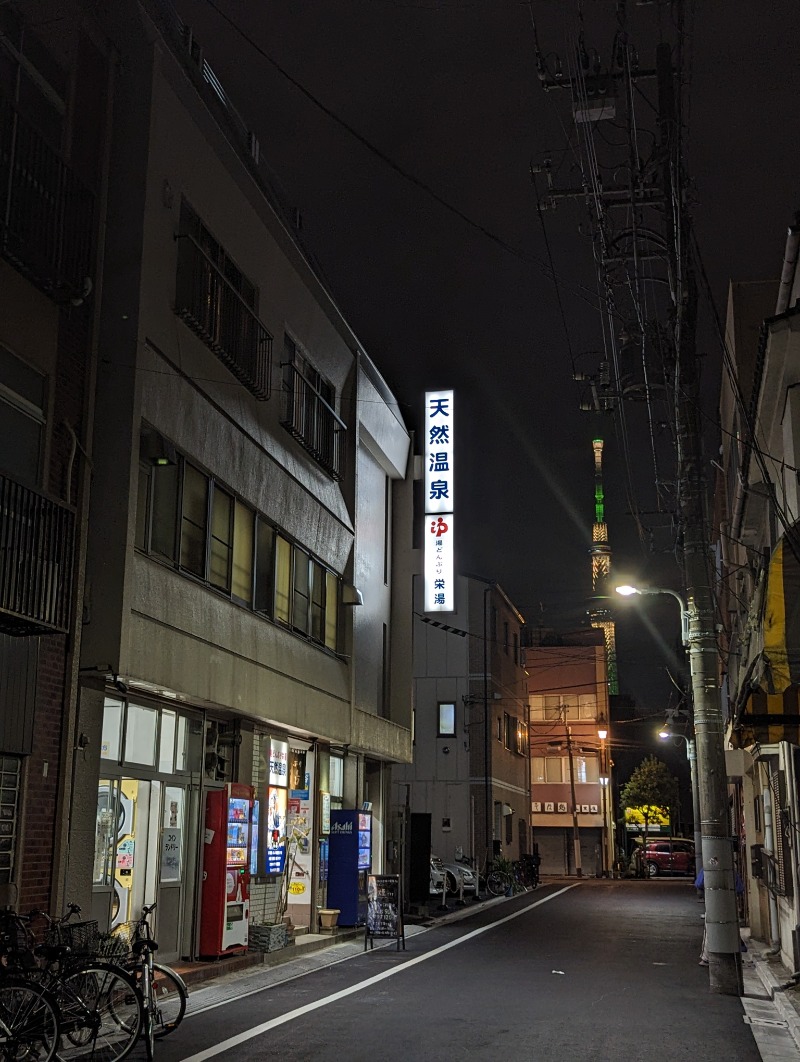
[659,729,702,870]
[594,722,616,879]
[561,704,582,877]
[599,775,609,877]
[617,584,742,994]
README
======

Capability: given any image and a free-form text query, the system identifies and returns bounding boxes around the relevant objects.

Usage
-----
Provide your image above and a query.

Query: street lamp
[658,728,702,865]
[615,584,691,646]
[616,582,742,994]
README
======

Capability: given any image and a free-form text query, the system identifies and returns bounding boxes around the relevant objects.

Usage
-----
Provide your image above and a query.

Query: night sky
[175,0,800,721]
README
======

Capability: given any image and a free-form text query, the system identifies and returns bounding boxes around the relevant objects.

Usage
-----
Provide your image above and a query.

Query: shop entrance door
[157,786,187,961]
[92,779,187,963]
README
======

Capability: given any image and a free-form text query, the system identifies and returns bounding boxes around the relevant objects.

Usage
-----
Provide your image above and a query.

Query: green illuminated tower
[589,438,619,694]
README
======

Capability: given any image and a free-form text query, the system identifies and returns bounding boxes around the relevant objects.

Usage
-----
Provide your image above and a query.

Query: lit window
[544,757,563,783]
[274,535,291,623]
[180,463,208,577]
[209,486,233,591]
[438,702,456,737]
[324,571,338,649]
[232,501,253,604]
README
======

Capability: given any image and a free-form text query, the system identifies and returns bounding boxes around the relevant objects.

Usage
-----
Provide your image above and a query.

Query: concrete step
[170,927,363,987]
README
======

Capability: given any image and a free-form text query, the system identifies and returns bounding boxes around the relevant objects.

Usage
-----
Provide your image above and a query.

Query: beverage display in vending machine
[199,783,254,958]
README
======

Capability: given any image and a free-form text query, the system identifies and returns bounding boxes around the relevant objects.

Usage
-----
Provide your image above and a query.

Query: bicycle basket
[97,920,138,960]
[45,919,99,959]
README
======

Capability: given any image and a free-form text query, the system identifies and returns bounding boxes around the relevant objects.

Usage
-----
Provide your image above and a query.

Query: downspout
[484,585,491,865]
[763,784,781,954]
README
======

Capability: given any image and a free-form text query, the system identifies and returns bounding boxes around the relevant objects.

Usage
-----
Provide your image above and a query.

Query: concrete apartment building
[715,223,800,971]
[392,574,530,900]
[0,2,112,914]
[526,629,613,877]
[2,0,414,958]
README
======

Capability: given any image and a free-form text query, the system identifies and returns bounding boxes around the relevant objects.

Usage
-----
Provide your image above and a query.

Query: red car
[642,839,696,877]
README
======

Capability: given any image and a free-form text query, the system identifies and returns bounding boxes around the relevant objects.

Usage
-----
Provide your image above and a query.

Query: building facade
[0,0,417,956]
[715,223,800,970]
[391,575,529,900]
[0,1,111,914]
[526,629,613,877]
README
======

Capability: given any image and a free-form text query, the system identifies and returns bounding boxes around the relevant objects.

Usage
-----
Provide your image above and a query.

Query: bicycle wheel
[0,980,59,1062]
[140,965,154,1062]
[485,871,506,897]
[150,964,187,1039]
[58,963,141,1062]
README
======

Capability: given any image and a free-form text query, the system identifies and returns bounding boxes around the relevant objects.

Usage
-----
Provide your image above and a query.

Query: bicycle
[0,956,60,1062]
[0,907,141,1062]
[107,905,187,1060]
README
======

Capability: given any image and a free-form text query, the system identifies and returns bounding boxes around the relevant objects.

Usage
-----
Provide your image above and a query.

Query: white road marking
[177,885,578,1062]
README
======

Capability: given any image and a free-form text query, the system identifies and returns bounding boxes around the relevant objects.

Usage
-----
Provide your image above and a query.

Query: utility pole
[562,705,582,877]
[657,41,742,996]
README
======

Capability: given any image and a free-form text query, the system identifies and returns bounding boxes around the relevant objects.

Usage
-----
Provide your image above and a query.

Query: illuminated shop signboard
[268,738,288,786]
[424,389,455,612]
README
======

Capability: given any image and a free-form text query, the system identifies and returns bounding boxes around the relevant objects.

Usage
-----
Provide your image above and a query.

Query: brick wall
[19,300,91,913]
[19,634,67,913]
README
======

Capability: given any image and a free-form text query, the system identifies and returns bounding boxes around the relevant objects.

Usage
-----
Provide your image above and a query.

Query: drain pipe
[763,786,781,955]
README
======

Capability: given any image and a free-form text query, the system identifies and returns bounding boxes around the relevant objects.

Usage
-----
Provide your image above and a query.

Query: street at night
[153,883,779,1062]
[2,3,800,1061]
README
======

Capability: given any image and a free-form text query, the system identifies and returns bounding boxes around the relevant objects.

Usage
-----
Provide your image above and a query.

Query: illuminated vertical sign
[423,389,455,612]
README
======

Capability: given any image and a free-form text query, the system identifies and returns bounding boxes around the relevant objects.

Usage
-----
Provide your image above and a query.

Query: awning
[731,533,800,747]
[763,534,800,693]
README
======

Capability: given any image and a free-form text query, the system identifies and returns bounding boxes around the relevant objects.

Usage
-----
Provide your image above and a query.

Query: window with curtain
[274,535,292,623]
[209,485,233,591]
[134,430,340,652]
[545,757,563,783]
[180,463,208,577]
[232,501,253,603]
[324,571,338,649]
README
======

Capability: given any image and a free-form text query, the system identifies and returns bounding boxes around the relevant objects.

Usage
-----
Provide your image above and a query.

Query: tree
[620,756,679,877]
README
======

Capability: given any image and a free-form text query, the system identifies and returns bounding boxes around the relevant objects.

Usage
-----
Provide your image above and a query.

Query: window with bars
[0,756,21,884]
[0,345,46,489]
[280,336,345,480]
[175,201,272,400]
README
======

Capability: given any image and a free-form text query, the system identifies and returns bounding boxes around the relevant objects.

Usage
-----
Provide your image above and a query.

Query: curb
[750,952,800,1052]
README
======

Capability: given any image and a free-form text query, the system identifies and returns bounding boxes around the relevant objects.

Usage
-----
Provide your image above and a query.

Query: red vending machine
[199,783,254,958]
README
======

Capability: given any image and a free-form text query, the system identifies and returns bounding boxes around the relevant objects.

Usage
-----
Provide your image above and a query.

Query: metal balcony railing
[280,364,346,481]
[175,233,273,400]
[0,94,95,299]
[0,473,75,635]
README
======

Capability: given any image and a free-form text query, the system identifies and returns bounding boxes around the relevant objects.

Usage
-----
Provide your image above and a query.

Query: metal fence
[0,473,75,635]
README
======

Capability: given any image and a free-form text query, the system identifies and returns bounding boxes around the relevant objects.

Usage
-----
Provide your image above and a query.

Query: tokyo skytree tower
[589,438,619,694]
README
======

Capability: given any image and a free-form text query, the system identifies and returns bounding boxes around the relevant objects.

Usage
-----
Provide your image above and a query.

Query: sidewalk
[170,892,497,988]
[746,933,800,1053]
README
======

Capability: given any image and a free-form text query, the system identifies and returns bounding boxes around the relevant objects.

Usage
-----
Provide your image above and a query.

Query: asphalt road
[154,880,763,1062]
